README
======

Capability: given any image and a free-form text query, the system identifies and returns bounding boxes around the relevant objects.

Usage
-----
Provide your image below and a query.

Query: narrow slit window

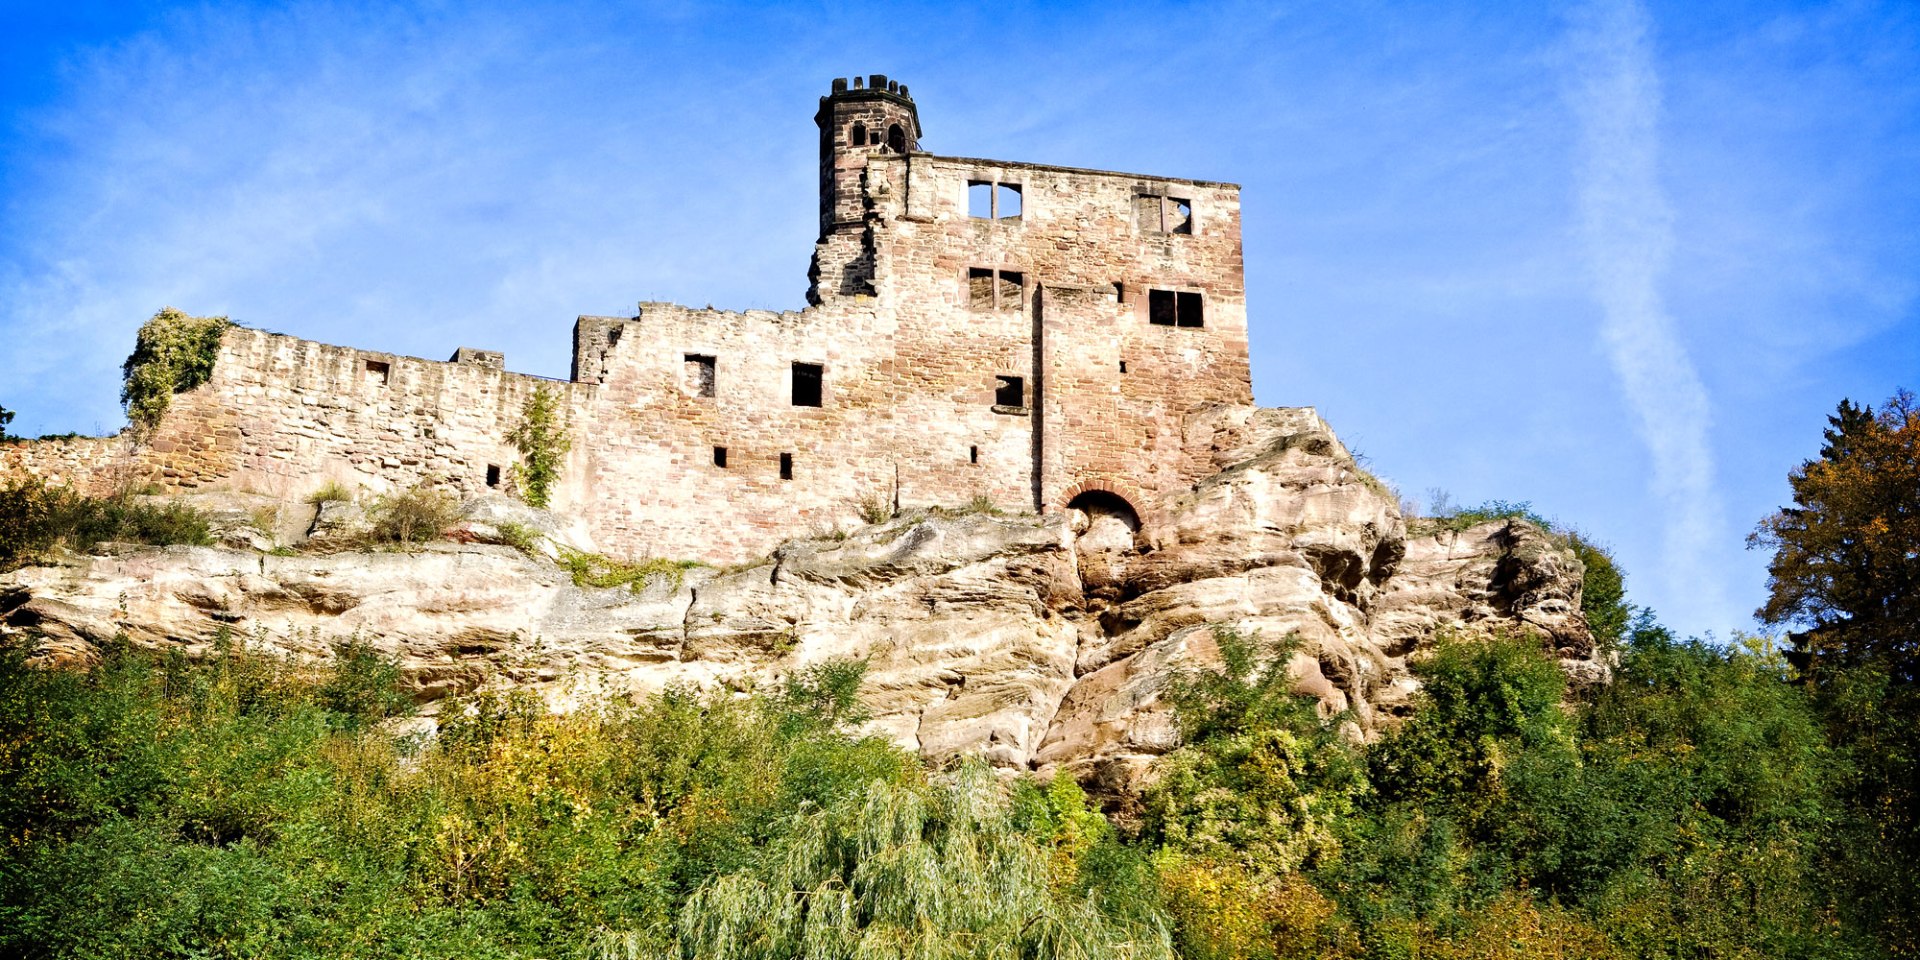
[995,375,1025,408]
[779,453,793,480]
[1119,360,1128,374]
[969,445,979,464]
[713,446,728,468]
[996,184,1022,219]
[1148,289,1177,326]
[791,362,823,407]
[968,181,993,219]
[364,359,391,385]
[684,354,716,397]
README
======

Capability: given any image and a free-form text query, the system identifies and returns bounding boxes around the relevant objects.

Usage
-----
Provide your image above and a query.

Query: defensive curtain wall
[3,75,1253,565]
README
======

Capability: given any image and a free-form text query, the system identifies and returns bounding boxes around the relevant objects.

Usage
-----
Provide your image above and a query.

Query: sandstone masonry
[3,75,1254,565]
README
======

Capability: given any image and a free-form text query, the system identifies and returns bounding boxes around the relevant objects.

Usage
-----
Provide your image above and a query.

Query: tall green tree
[1750,389,1919,681]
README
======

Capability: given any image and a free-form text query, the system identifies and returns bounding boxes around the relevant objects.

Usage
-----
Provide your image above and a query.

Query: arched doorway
[886,123,907,154]
[1067,490,1140,553]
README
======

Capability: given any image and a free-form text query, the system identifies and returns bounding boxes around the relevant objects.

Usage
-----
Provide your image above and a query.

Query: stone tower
[809,74,921,303]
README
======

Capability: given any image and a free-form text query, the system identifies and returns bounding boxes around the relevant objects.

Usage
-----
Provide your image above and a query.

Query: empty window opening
[968,181,993,219]
[791,362,824,407]
[1177,290,1205,327]
[1148,289,1205,328]
[1119,360,1128,374]
[364,359,390,385]
[1113,281,1126,302]
[968,267,1024,311]
[1135,193,1193,235]
[713,446,728,468]
[995,375,1026,408]
[684,354,716,397]
[996,184,1022,219]
[779,452,793,480]
[1149,289,1177,326]
[969,445,979,464]
[886,124,906,153]
[851,122,867,146]
[485,464,502,487]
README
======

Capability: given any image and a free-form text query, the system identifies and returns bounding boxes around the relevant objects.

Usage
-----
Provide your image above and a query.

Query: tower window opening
[886,124,906,153]
[851,122,867,146]
[1135,192,1193,235]
[792,362,824,407]
[1148,289,1205,327]
[364,359,390,385]
[994,375,1026,408]
[996,184,1022,218]
[713,446,728,468]
[779,452,793,480]
[969,179,1023,220]
[968,181,993,219]
[968,267,1023,311]
[684,354,716,397]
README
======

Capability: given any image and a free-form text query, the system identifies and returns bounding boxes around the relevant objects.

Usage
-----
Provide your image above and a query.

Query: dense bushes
[121,307,232,432]
[0,477,212,570]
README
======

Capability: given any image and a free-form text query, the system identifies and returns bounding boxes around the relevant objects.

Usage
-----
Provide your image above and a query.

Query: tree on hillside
[1750,389,1920,682]
[0,404,15,442]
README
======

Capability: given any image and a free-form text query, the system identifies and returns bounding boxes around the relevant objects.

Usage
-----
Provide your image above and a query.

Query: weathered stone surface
[1,405,1602,798]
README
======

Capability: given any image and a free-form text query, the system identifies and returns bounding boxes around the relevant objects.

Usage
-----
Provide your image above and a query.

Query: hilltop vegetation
[0,390,1912,959]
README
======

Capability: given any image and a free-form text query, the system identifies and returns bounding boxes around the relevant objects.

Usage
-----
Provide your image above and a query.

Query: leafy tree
[1751,389,1920,681]
[0,404,15,442]
[507,385,571,509]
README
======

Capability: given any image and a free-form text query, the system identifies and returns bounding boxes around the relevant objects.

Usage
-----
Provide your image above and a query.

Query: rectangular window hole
[779,452,793,480]
[364,359,391,385]
[995,375,1025,408]
[485,464,501,487]
[713,446,728,468]
[968,267,995,310]
[1148,289,1177,326]
[1177,290,1205,327]
[969,445,979,464]
[996,270,1023,307]
[684,354,716,397]
[996,183,1022,218]
[1119,360,1128,374]
[791,362,823,407]
[968,181,993,219]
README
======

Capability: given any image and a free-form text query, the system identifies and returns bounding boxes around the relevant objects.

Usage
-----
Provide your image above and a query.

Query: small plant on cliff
[556,546,701,592]
[120,307,232,434]
[855,492,895,525]
[363,485,461,546]
[506,386,570,509]
[305,480,353,505]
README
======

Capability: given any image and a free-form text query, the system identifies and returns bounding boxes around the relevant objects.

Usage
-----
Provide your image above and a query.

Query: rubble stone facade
[4,75,1253,565]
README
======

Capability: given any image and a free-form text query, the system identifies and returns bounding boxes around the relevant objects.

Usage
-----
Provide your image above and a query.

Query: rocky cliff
[0,405,1601,790]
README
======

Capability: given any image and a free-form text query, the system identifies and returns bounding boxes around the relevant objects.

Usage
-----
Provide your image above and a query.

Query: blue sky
[3,0,1916,639]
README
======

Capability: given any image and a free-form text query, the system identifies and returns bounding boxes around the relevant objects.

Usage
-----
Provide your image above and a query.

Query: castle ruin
[4,75,1254,564]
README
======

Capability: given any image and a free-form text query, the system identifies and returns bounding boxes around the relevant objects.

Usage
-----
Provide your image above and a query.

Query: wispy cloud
[1565,0,1724,618]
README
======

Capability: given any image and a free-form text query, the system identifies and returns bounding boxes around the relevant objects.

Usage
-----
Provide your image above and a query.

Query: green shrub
[0,477,213,569]
[121,307,231,433]
[855,493,894,525]
[491,519,542,556]
[557,547,701,592]
[507,386,571,509]
[362,485,460,546]
[304,480,353,504]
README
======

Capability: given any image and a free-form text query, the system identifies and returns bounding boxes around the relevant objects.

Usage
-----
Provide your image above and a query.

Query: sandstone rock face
[0,405,1602,794]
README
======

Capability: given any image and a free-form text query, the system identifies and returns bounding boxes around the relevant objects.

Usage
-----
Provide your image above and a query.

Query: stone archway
[1066,489,1141,553]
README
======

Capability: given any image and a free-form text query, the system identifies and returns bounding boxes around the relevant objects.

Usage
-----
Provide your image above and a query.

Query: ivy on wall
[120,307,232,435]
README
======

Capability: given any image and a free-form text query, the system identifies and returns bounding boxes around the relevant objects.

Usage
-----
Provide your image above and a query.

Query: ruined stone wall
[1,327,595,504]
